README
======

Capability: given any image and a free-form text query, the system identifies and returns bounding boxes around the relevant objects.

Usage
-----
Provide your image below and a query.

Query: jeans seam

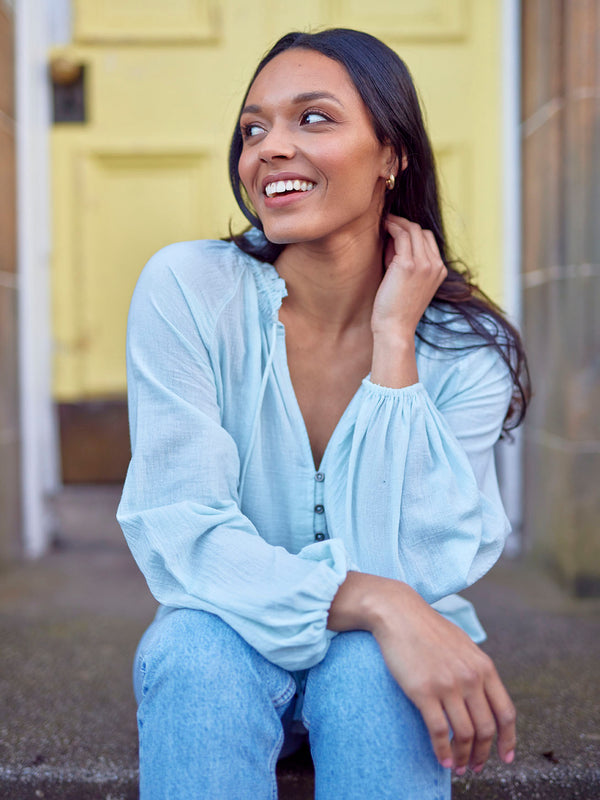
[268,726,285,800]
[272,675,296,709]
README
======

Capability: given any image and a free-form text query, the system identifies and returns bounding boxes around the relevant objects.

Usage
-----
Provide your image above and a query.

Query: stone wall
[0,0,19,561]
[521,0,600,594]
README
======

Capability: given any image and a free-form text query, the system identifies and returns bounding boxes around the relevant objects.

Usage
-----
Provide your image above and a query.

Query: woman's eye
[301,110,331,125]
[241,123,266,139]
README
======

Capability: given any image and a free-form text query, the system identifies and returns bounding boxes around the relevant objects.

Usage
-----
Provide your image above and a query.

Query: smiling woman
[237,49,397,252]
[117,28,529,800]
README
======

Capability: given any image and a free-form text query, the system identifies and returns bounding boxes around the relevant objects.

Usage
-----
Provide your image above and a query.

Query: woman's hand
[328,572,516,774]
[370,216,448,388]
[372,215,448,338]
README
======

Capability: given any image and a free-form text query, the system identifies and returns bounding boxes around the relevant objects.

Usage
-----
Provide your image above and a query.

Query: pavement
[0,485,599,800]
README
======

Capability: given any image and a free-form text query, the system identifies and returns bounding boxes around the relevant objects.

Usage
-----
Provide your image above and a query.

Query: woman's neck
[274,229,384,334]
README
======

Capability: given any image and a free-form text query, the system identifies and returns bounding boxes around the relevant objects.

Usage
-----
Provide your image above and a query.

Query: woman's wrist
[327,571,412,634]
[370,330,418,388]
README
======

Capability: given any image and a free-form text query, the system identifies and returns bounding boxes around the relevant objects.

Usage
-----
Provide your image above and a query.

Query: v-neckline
[274,321,367,472]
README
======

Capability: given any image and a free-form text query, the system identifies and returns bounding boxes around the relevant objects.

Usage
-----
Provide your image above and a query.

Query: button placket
[313,471,327,542]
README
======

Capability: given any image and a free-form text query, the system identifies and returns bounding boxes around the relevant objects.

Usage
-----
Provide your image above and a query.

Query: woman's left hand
[328,572,517,774]
[371,215,447,339]
[370,215,447,388]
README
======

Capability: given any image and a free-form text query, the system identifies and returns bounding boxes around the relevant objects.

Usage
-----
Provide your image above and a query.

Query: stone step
[0,486,598,799]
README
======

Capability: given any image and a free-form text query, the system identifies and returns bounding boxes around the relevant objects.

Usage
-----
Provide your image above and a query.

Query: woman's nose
[258,124,295,162]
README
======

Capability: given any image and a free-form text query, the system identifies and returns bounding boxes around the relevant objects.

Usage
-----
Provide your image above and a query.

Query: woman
[118,28,529,800]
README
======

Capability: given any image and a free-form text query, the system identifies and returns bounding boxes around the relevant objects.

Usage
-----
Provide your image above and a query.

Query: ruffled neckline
[233,232,288,323]
[249,258,287,323]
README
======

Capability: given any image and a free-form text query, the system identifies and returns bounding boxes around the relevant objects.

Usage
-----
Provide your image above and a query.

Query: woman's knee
[135,608,295,711]
[302,630,416,729]
[137,609,237,693]
[306,630,393,695]
[135,610,296,798]
[302,631,447,798]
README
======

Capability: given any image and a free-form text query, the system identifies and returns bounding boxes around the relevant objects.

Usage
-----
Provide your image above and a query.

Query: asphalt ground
[0,485,599,799]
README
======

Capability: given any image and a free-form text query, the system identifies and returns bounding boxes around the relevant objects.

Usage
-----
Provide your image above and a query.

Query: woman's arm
[371,215,447,388]
[117,243,350,671]
[328,571,516,774]
[329,216,516,773]
[325,216,513,599]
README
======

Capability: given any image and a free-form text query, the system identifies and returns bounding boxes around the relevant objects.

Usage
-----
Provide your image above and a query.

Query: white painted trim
[16,0,60,557]
[501,0,522,324]
[496,0,523,554]
[48,0,72,45]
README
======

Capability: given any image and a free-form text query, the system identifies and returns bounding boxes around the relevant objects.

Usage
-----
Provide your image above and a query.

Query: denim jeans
[134,608,451,800]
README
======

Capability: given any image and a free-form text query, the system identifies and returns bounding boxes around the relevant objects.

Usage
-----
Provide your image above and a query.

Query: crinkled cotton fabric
[117,238,513,672]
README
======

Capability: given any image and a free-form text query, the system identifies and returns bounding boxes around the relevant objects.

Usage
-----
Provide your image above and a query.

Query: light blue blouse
[117,238,513,672]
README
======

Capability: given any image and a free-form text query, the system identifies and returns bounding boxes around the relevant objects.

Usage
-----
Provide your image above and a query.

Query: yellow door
[51,0,503,405]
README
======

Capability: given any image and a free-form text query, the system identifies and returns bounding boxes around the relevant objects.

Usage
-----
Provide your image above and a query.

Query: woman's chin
[260,225,312,246]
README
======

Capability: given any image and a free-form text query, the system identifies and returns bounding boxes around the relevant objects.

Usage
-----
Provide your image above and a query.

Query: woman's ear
[381,145,403,181]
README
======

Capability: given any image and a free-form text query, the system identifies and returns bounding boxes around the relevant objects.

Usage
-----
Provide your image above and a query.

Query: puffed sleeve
[324,342,513,604]
[116,248,350,671]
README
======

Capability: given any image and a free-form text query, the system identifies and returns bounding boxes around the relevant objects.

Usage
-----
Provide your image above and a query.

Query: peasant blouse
[117,238,512,671]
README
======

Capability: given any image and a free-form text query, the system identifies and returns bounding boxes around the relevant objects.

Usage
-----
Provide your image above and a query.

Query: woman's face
[237,49,396,247]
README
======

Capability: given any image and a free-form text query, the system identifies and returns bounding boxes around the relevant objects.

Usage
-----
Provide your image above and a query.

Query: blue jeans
[134,608,451,799]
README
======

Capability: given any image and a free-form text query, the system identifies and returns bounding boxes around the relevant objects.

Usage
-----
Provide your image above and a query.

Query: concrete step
[0,486,599,799]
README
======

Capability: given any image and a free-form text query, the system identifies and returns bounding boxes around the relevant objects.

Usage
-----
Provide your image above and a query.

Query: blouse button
[315,472,325,482]
[315,532,326,541]
[314,504,324,514]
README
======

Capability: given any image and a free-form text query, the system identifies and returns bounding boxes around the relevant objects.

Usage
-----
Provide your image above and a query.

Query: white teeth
[264,180,315,197]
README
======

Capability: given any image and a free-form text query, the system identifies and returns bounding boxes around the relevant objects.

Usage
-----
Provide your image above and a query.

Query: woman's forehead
[245,49,359,107]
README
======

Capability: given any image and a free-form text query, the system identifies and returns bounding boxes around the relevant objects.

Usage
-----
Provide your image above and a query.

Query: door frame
[15,0,69,556]
[497,0,524,551]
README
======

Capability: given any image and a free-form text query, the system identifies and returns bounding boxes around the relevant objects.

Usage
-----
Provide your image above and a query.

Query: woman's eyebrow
[292,91,344,106]
[240,91,344,116]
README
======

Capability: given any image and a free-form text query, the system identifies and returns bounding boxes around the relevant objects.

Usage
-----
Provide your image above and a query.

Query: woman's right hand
[328,572,516,774]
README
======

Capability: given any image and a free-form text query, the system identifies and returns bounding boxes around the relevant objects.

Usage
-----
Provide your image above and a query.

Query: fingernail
[473,763,485,774]
[504,750,515,764]
[441,758,453,770]
[455,766,467,776]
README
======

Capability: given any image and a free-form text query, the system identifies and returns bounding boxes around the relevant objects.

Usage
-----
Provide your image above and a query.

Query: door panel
[326,0,468,40]
[73,0,220,43]
[80,148,212,395]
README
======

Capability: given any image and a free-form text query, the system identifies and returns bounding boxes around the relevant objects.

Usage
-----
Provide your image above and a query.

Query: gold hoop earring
[386,174,396,191]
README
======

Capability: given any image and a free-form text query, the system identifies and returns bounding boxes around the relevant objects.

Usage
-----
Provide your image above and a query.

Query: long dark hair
[228,28,530,432]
